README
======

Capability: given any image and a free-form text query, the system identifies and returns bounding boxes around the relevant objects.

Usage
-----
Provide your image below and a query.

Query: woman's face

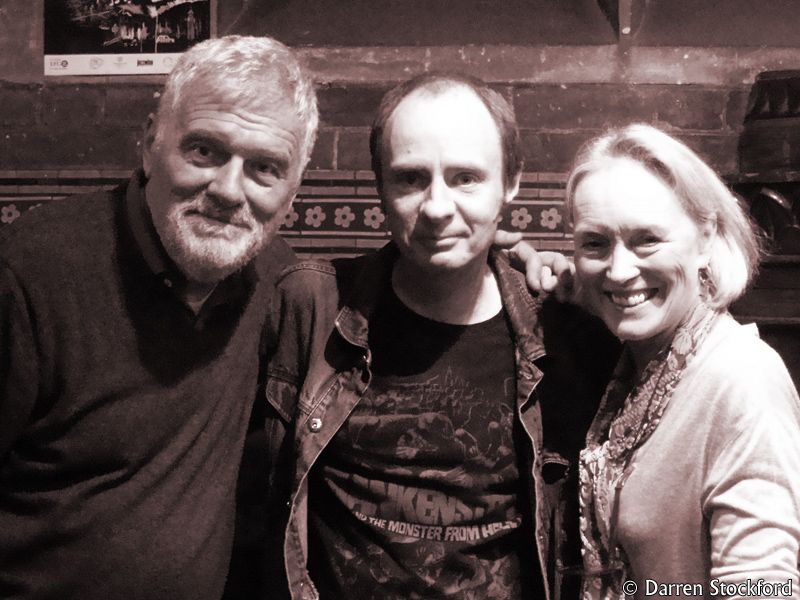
[572,157,712,357]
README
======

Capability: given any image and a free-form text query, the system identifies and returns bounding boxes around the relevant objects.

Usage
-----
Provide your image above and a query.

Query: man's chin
[171,236,263,285]
[407,248,480,273]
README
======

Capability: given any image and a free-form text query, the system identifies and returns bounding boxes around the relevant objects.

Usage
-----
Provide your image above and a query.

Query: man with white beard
[0,35,317,600]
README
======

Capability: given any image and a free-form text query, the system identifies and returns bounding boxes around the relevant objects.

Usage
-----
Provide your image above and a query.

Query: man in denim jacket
[263,73,617,600]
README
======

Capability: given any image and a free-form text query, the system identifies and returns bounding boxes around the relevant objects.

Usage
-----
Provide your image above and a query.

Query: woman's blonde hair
[565,123,762,309]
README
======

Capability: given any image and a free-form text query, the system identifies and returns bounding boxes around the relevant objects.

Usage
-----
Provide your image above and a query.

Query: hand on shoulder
[493,231,575,302]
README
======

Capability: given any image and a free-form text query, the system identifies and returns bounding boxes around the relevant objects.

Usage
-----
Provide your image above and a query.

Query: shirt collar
[125,169,174,280]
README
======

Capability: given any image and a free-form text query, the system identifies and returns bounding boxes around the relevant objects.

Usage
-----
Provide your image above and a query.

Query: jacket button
[309,417,323,432]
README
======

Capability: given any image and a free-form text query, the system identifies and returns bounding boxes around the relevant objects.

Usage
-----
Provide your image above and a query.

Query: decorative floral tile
[0,173,569,250]
[0,199,53,225]
[285,199,390,236]
[284,198,566,238]
[500,203,566,235]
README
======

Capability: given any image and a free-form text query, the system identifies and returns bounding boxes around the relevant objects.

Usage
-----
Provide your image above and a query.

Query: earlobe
[695,219,718,285]
[698,217,717,262]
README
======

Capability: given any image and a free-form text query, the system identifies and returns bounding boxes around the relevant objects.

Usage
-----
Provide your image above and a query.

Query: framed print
[44,0,215,76]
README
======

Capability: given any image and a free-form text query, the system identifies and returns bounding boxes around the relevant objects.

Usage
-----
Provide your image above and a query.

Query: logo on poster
[49,59,69,70]
[90,57,104,70]
[137,59,154,67]
[113,56,126,68]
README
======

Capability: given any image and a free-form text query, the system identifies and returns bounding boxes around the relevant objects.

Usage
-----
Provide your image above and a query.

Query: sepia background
[0,0,798,382]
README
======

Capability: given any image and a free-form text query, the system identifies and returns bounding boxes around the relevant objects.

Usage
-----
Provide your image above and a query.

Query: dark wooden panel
[634,0,800,47]
[756,324,800,391]
[732,256,800,319]
[220,0,616,47]
[731,255,800,389]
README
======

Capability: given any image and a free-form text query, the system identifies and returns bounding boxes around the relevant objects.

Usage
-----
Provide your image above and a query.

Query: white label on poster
[44,53,181,76]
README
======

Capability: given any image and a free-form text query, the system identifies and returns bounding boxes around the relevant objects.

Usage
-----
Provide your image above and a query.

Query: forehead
[573,157,693,228]
[165,80,303,154]
[170,74,299,129]
[384,86,502,161]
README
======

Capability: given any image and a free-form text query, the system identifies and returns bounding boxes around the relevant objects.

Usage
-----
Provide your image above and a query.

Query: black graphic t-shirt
[308,289,541,599]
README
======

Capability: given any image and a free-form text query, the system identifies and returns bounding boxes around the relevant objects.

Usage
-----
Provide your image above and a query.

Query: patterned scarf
[578,304,719,600]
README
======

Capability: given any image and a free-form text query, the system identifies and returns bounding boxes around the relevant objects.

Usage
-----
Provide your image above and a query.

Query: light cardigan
[615,313,800,600]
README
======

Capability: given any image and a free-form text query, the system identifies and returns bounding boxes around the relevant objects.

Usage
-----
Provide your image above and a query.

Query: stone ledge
[4,46,798,87]
[298,46,800,86]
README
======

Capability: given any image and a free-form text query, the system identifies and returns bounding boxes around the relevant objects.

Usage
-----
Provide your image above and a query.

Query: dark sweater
[0,176,295,599]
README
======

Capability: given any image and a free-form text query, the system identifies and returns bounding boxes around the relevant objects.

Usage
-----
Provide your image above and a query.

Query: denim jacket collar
[333,242,546,364]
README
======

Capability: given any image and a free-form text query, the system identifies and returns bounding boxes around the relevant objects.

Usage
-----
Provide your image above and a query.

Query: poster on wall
[44,0,215,76]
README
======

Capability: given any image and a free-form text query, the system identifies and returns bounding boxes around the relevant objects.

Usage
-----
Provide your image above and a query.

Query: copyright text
[636,578,794,597]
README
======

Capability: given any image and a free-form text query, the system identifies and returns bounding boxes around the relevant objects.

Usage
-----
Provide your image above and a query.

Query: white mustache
[187,197,254,229]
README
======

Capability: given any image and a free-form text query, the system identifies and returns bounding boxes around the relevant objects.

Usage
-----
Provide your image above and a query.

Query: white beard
[151,195,271,284]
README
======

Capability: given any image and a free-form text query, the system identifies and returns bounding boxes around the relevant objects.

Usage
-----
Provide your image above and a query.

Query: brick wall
[0,78,754,174]
[3,0,800,255]
[316,80,751,176]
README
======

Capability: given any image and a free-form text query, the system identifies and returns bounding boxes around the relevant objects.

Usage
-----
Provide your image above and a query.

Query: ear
[504,172,522,205]
[697,216,717,268]
[142,113,158,178]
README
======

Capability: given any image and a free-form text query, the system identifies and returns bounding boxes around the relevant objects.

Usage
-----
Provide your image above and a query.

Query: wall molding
[6,46,798,87]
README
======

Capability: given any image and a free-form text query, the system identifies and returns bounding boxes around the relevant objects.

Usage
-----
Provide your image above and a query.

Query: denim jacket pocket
[264,375,300,491]
[541,451,581,600]
[542,450,571,485]
[544,450,587,600]
[259,376,299,600]
[541,450,570,555]
[266,372,299,422]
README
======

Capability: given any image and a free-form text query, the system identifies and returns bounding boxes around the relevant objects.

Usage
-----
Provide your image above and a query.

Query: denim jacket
[263,243,618,600]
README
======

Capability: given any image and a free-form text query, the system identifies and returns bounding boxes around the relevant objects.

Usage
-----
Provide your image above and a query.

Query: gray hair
[156,35,318,170]
[565,123,762,309]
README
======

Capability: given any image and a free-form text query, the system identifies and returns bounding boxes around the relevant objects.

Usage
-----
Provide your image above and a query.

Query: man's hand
[493,230,575,301]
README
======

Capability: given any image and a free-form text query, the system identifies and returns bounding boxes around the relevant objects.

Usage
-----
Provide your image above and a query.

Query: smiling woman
[570,155,714,364]
[564,124,800,600]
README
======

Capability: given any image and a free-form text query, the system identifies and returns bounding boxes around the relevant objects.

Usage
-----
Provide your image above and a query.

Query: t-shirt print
[308,295,538,599]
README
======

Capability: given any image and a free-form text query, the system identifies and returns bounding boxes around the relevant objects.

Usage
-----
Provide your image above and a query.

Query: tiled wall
[0,169,572,257]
